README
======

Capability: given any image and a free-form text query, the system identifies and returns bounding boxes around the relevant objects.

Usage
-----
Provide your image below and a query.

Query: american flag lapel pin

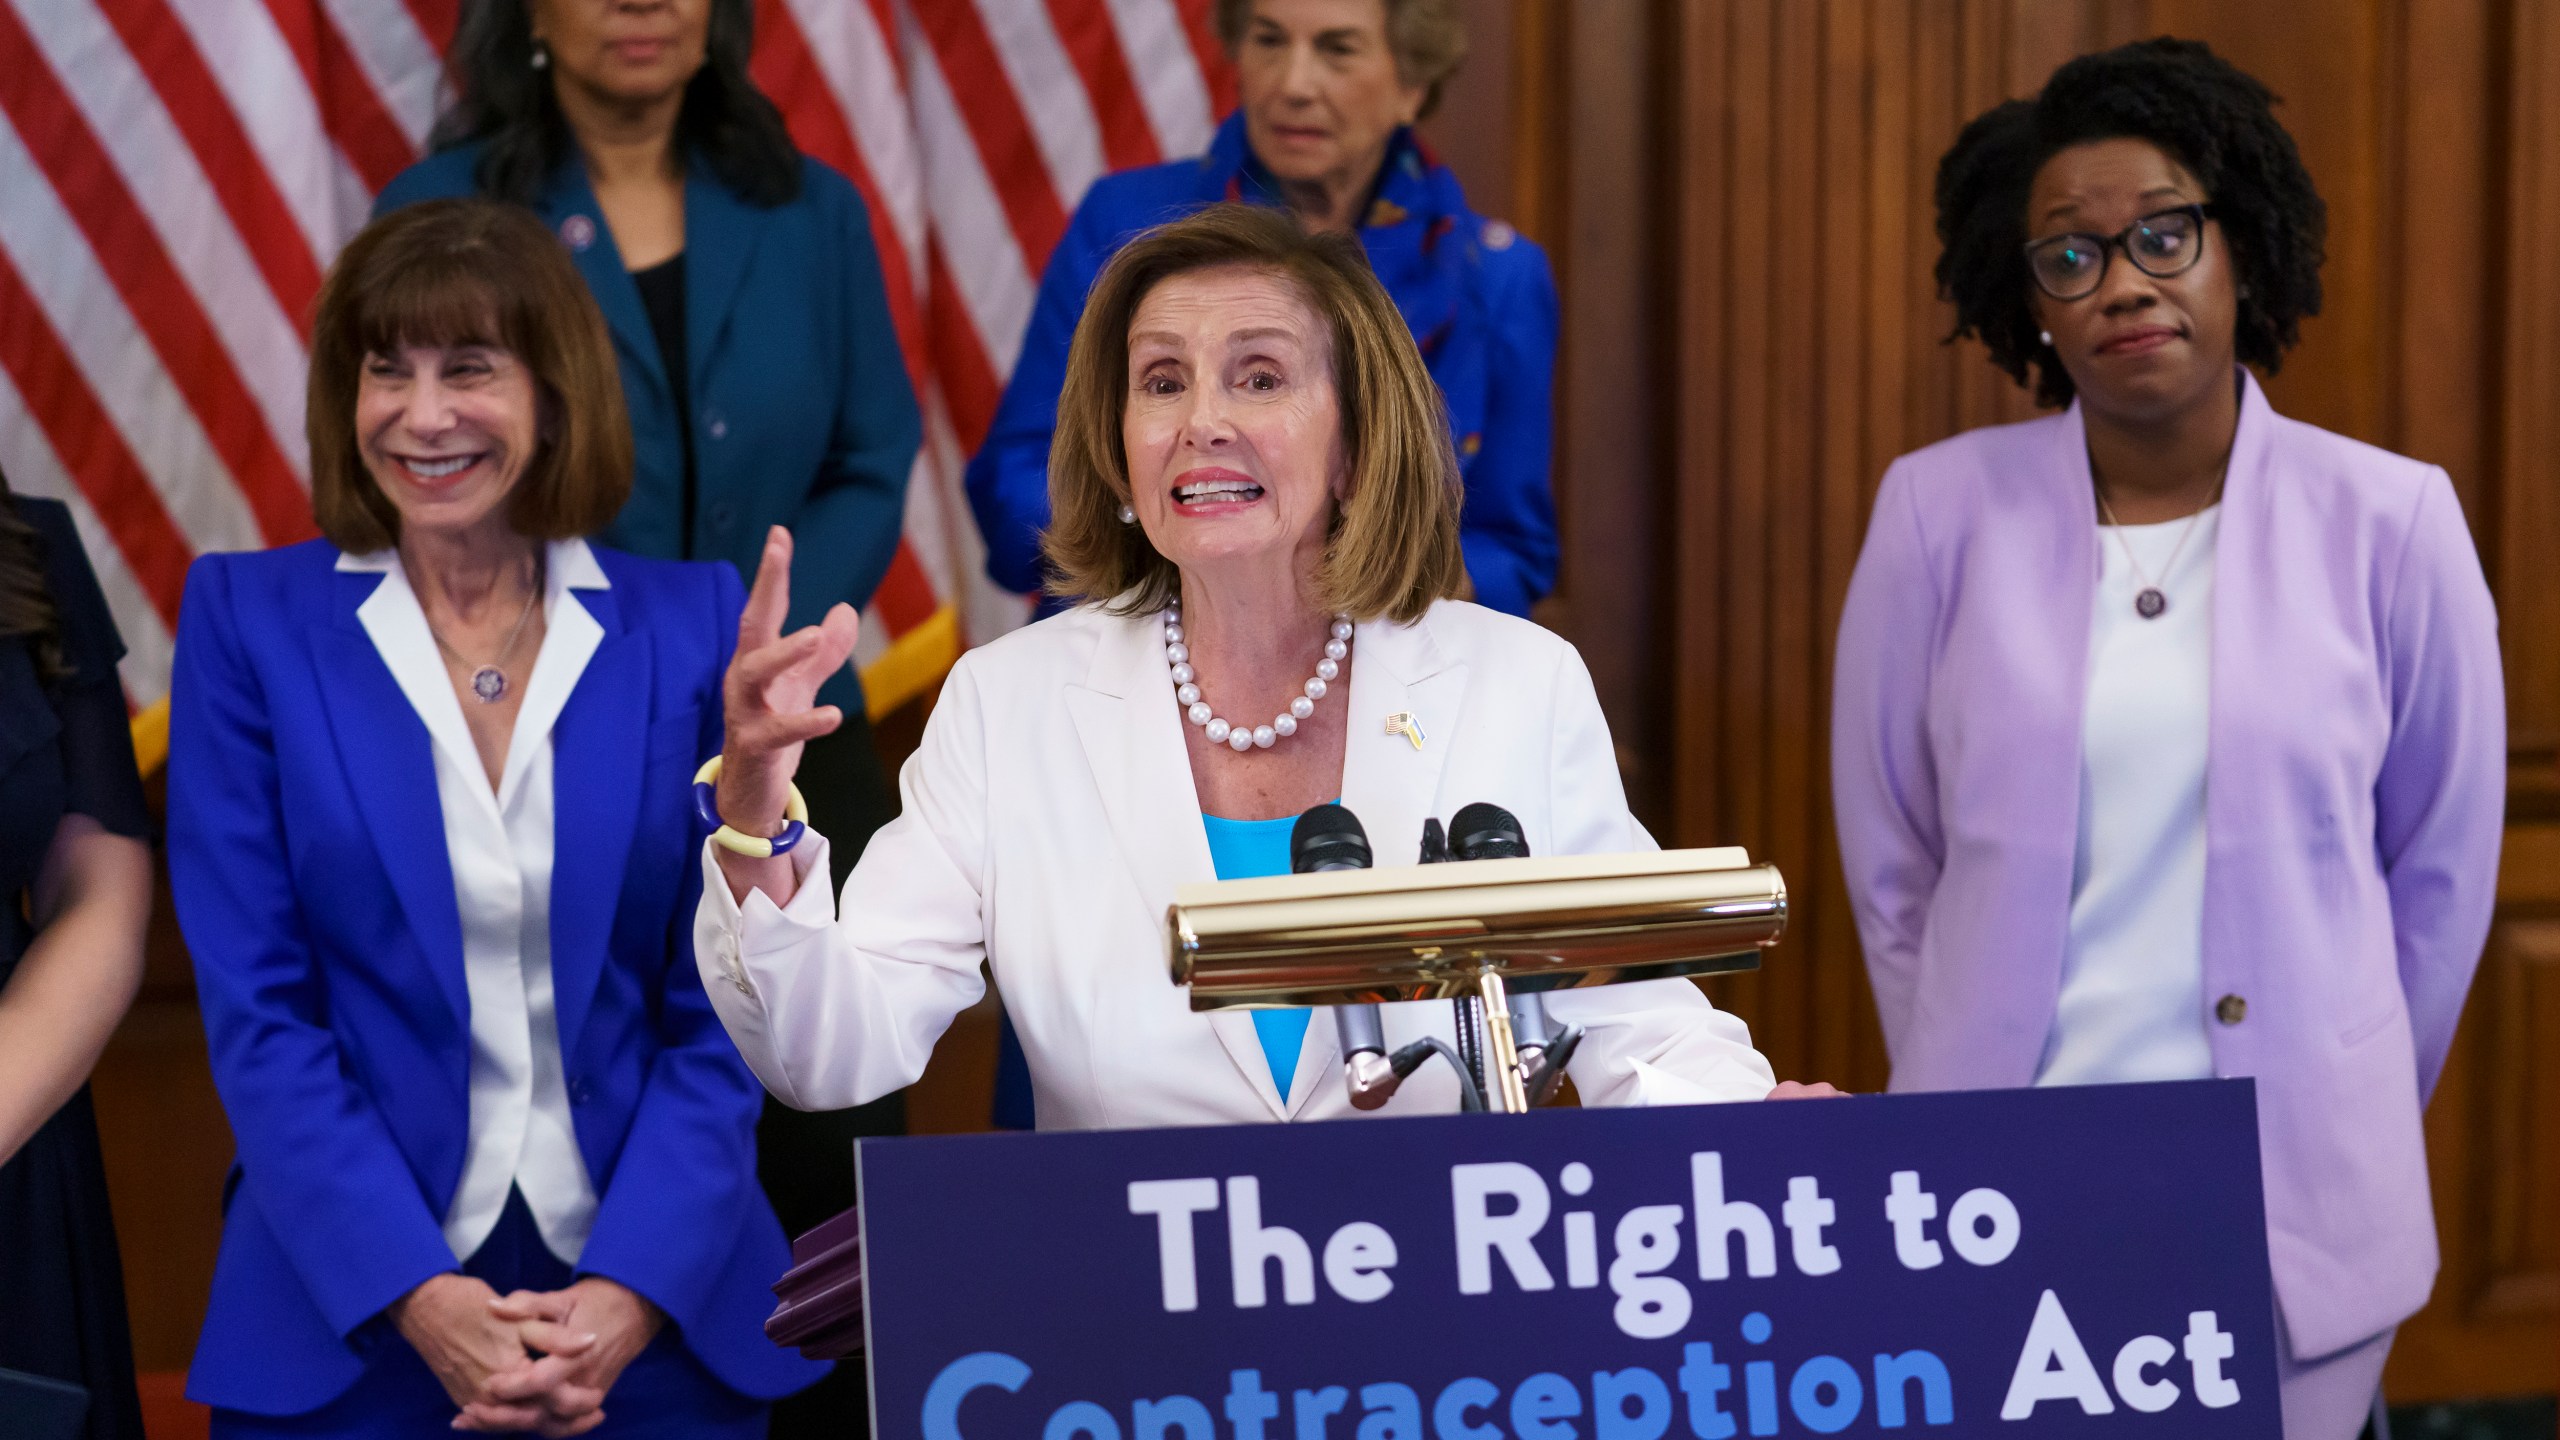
[1384,711,1425,751]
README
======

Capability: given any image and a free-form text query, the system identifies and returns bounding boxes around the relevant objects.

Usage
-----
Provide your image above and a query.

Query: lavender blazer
[1831,371,2503,1360]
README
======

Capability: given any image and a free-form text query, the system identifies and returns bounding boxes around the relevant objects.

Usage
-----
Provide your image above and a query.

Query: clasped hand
[391,1272,662,1435]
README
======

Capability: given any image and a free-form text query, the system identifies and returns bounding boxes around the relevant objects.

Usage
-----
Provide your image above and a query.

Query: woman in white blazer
[695,205,1814,1127]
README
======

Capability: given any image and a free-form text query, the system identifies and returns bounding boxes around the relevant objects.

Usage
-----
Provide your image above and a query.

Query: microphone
[1293,806,1396,1110]
[1291,803,1373,873]
[1445,802,1529,861]
[1446,803,1581,1104]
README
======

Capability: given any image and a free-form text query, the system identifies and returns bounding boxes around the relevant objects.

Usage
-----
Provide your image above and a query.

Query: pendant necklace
[426,556,543,704]
[2094,460,2225,620]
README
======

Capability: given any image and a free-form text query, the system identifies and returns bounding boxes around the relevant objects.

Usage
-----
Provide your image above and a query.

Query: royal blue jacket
[167,541,820,1415]
[965,113,1560,616]
[376,145,919,712]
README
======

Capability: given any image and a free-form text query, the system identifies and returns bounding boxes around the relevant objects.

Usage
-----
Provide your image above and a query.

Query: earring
[1117,503,1136,525]
[2039,330,2053,347]
[531,40,550,69]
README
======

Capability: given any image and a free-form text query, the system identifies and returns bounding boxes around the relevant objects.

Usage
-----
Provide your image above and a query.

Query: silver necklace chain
[423,554,543,702]
[2094,459,2226,619]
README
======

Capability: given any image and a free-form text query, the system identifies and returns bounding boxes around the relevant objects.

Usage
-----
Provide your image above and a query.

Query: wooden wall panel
[2501,0,2560,794]
[1660,0,2133,1095]
[2398,838,2560,1396]
[2150,1,2398,443]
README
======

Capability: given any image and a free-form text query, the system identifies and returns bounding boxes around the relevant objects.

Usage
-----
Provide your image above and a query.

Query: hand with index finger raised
[718,528,859,846]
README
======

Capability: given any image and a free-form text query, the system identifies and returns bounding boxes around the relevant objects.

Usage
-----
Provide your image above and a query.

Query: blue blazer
[376,145,920,713]
[166,540,821,1415]
[965,113,1561,617]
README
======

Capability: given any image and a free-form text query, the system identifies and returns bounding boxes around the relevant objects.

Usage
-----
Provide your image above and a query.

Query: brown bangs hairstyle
[306,198,630,552]
[1043,203,1464,623]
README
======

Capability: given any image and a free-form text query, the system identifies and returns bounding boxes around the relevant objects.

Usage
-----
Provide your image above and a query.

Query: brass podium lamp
[1166,847,1787,1113]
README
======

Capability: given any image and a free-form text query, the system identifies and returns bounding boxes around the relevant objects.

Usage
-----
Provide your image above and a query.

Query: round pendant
[469,666,508,703]
[2134,587,2168,620]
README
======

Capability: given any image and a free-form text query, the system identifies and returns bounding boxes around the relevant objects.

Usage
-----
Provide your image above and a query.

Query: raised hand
[715,527,859,902]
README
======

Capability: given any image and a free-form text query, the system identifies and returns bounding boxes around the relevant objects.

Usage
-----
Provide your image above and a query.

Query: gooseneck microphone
[1292,807,1396,1109]
[1446,803,1582,1104]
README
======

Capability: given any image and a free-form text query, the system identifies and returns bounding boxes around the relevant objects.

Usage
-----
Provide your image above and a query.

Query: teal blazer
[375,146,920,711]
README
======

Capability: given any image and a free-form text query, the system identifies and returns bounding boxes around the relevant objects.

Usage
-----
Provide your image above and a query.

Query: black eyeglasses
[2023,203,2218,301]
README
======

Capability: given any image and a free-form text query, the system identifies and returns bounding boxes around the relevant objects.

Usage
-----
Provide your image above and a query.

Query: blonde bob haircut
[307,198,632,552]
[1042,203,1465,624]
[1213,0,1467,119]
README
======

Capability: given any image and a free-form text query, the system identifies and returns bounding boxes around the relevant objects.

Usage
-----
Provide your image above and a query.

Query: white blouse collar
[341,538,610,813]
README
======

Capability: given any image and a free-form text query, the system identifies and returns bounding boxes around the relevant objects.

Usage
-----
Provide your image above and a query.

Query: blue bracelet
[693,757,807,858]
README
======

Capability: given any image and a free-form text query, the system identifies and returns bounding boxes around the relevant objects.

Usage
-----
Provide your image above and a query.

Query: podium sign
[858,1081,2279,1439]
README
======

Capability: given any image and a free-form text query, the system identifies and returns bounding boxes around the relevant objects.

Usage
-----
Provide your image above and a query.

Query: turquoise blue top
[1200,813,1309,1100]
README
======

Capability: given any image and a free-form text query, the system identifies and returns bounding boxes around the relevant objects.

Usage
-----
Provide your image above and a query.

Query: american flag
[0,0,1234,748]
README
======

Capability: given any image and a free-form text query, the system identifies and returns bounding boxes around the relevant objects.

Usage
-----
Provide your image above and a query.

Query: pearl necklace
[1165,604,1351,753]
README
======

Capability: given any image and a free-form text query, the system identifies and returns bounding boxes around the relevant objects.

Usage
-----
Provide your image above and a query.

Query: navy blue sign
[858,1081,2278,1439]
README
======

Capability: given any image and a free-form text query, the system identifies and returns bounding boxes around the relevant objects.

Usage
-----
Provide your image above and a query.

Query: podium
[777,846,2282,1440]
[853,1082,2285,1439]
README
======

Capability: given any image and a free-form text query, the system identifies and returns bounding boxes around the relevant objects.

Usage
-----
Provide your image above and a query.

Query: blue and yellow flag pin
[1385,711,1425,751]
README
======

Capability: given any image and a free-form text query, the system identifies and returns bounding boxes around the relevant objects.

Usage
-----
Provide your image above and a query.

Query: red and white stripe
[0,0,1231,717]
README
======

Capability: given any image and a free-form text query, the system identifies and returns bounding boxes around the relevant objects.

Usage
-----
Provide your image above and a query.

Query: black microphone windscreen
[1448,802,1531,861]
[1290,803,1373,873]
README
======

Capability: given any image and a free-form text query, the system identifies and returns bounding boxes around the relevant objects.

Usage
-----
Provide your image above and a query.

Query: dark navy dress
[0,494,150,1440]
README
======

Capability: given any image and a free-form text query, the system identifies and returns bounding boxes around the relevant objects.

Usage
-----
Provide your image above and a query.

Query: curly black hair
[1934,37,2326,408]
[432,0,801,209]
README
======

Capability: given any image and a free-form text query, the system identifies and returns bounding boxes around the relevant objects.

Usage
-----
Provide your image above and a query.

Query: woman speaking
[701,206,1822,1122]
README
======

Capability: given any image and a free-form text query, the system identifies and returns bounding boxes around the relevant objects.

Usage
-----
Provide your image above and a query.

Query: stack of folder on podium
[764,1207,864,1360]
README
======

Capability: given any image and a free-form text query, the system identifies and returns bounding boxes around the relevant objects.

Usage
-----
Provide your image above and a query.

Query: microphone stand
[1473,969,1531,1113]
[1443,803,1584,1112]
[1300,806,1485,1112]
[1415,819,1492,1103]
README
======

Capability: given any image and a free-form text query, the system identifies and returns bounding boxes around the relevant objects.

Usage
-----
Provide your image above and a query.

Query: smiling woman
[169,197,822,1438]
[307,200,630,567]
[375,30,924,1382]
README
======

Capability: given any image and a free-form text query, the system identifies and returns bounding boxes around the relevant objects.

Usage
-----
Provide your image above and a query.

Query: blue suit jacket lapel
[682,168,763,394]
[543,161,761,425]
[313,574,471,1032]
[548,582,647,1056]
[543,166,670,407]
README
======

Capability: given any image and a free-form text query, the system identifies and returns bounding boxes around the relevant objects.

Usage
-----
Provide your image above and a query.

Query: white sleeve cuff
[697,831,838,996]
[1620,1057,1778,1106]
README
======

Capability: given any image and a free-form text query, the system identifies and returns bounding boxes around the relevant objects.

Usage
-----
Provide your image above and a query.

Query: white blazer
[695,599,1778,1129]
